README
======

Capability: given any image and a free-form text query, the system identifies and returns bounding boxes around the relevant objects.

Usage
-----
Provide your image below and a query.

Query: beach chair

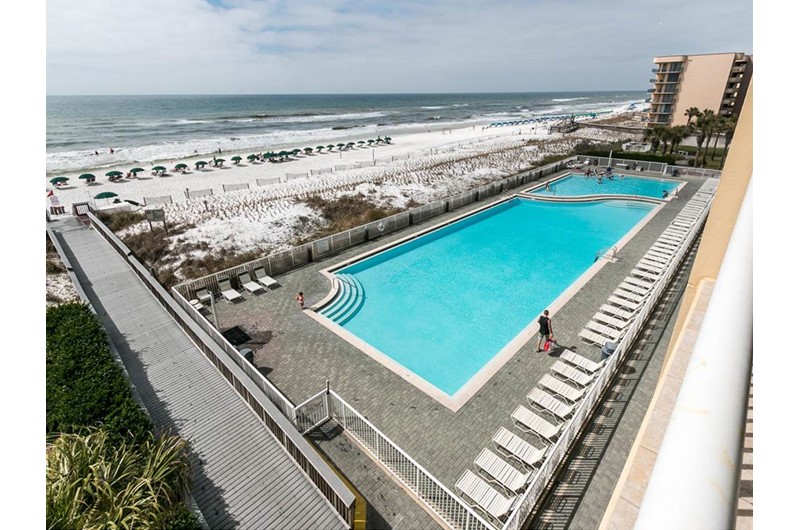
[593,311,629,330]
[599,303,637,321]
[492,427,546,469]
[645,248,673,260]
[643,252,670,265]
[194,287,212,304]
[579,327,613,347]
[560,350,605,373]
[512,405,563,445]
[539,374,586,403]
[238,272,265,294]
[218,278,244,303]
[583,321,625,343]
[608,294,642,312]
[527,387,575,420]
[474,448,532,494]
[635,261,666,275]
[253,267,279,289]
[618,281,650,298]
[630,268,661,283]
[623,276,655,289]
[651,242,679,254]
[551,360,595,387]
[455,469,515,525]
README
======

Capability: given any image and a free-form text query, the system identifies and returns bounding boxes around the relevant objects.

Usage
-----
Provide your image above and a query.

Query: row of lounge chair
[455,351,605,525]
[578,179,718,348]
[192,267,279,306]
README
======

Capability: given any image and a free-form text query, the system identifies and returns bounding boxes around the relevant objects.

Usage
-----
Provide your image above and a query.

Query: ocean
[46,92,646,175]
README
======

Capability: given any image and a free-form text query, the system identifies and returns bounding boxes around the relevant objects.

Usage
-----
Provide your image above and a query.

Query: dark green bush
[46,302,151,446]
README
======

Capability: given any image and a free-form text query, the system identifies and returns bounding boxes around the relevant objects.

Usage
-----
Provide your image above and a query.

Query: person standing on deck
[536,310,554,352]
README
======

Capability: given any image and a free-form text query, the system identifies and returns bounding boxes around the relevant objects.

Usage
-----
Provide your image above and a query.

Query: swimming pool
[318,196,657,402]
[528,174,680,199]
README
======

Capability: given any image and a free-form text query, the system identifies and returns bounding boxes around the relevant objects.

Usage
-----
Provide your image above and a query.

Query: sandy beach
[46,116,642,272]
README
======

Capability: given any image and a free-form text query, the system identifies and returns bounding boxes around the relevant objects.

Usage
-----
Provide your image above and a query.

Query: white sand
[46,117,641,280]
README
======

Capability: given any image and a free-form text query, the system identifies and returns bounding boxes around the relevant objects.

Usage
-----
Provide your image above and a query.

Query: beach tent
[231,156,242,164]
[195,161,207,169]
[79,173,96,183]
[50,177,69,185]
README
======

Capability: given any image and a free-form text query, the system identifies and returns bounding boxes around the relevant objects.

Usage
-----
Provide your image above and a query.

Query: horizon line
[47,89,648,97]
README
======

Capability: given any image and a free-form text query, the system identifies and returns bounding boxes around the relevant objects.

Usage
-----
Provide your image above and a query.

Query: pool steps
[320,274,365,324]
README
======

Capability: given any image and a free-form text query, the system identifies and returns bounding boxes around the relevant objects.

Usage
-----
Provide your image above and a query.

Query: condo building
[646,52,752,127]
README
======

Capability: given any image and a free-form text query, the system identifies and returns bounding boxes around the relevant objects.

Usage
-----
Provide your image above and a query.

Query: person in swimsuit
[536,310,553,352]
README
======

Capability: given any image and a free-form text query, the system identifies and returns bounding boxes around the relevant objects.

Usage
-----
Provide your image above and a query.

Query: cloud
[47,0,753,94]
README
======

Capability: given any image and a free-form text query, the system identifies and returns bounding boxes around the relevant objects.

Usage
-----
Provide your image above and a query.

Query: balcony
[652,87,678,95]
[647,88,655,93]
[731,65,746,74]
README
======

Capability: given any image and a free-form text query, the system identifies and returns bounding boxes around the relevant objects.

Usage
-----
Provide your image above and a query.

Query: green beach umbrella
[384,136,392,144]
[50,177,69,184]
[316,146,325,153]
[246,154,257,162]
[151,166,166,172]
[336,143,345,149]
[174,163,188,170]
[130,167,145,174]
[367,139,374,145]
[105,170,123,177]
[327,144,335,151]
[357,140,365,146]
[304,147,313,154]
[214,158,225,166]
[79,173,96,183]
[291,149,301,155]
[346,142,355,148]
[94,191,118,199]
[195,160,207,168]
[231,156,242,164]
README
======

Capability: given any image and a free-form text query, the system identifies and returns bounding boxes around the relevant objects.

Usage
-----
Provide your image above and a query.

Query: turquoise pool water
[320,197,656,396]
[529,174,679,199]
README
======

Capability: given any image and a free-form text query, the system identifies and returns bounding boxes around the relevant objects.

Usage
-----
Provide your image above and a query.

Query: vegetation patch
[299,193,405,242]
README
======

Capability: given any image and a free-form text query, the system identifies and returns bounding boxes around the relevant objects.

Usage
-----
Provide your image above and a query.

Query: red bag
[543,339,553,352]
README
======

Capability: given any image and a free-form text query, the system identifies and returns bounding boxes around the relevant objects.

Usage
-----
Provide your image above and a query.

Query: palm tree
[684,106,701,126]
[710,116,731,160]
[700,110,718,162]
[720,115,738,167]
[659,127,673,156]
[693,111,715,167]
[668,125,691,154]
[46,428,193,529]
[644,126,666,154]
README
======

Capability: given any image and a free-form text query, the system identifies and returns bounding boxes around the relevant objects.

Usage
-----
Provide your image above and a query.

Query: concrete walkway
[48,217,346,530]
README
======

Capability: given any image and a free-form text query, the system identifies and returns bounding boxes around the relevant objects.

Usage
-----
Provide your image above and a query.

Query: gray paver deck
[49,217,347,530]
[208,170,707,524]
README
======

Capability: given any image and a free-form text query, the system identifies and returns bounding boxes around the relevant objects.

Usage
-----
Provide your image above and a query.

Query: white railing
[500,187,713,530]
[326,390,496,530]
[634,181,752,529]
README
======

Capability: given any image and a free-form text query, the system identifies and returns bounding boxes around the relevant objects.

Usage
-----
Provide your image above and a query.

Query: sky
[46,0,752,95]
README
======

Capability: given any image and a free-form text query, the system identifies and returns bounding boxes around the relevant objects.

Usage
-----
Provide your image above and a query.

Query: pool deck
[209,170,705,528]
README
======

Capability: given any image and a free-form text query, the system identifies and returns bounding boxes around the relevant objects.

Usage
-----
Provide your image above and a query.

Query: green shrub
[578,150,677,165]
[96,210,145,232]
[46,302,151,446]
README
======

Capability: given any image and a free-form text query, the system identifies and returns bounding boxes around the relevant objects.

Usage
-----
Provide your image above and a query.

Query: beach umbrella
[174,163,188,170]
[79,173,96,183]
[336,143,345,149]
[367,139,374,145]
[246,154,257,162]
[304,147,313,154]
[316,146,325,153]
[50,177,69,184]
[214,158,225,165]
[130,167,145,174]
[357,140,365,146]
[105,170,123,177]
[195,161,207,169]
[326,144,335,151]
[291,149,301,155]
[94,191,118,199]
[384,137,392,144]
[346,142,355,148]
[152,166,166,172]
[231,156,242,164]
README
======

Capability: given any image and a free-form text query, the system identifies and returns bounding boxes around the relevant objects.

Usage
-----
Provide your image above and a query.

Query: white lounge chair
[238,272,265,294]
[642,252,670,265]
[218,278,244,303]
[528,387,575,420]
[551,360,595,387]
[539,374,586,403]
[492,427,546,469]
[194,287,212,304]
[512,405,563,445]
[631,268,661,283]
[608,294,642,312]
[253,267,279,289]
[623,276,655,289]
[599,303,637,321]
[618,281,650,297]
[635,261,666,275]
[584,321,625,342]
[474,448,532,494]
[579,327,613,347]
[455,469,515,525]
[593,311,629,330]
[560,350,605,373]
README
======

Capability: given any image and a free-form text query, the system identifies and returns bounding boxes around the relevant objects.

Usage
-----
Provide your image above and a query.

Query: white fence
[186,188,214,199]
[143,195,173,206]
[222,183,249,192]
[257,177,282,186]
